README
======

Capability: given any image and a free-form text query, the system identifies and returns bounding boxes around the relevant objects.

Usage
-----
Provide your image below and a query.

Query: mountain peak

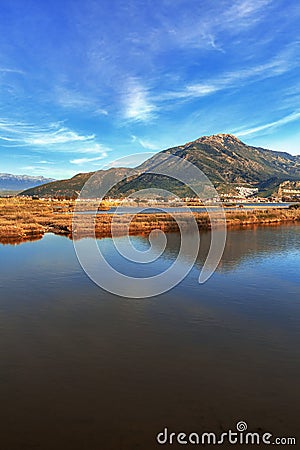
[196,133,242,144]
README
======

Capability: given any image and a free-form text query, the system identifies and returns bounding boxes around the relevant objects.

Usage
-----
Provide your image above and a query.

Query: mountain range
[0,173,55,191]
[19,134,300,198]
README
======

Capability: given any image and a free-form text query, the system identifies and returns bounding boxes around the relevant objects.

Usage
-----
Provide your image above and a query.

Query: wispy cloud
[157,0,272,52]
[123,79,157,122]
[235,111,300,137]
[159,84,218,101]
[77,143,111,154]
[54,87,108,116]
[0,119,94,147]
[70,142,111,163]
[20,165,54,173]
[0,67,24,75]
[55,87,94,109]
[224,0,272,25]
[70,153,108,165]
[106,153,153,169]
[26,129,94,146]
[158,48,299,103]
[94,108,109,116]
[20,165,77,179]
[131,135,160,150]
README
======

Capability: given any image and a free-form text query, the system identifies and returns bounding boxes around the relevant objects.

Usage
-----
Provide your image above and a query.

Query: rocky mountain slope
[19,134,300,198]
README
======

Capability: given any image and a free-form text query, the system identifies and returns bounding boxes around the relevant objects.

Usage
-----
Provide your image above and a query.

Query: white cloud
[106,153,153,168]
[123,79,157,122]
[94,108,109,116]
[26,128,94,145]
[54,87,108,117]
[78,143,111,154]
[131,135,160,150]
[138,139,160,150]
[158,49,299,103]
[70,153,108,165]
[21,166,38,171]
[20,165,77,179]
[157,0,272,52]
[0,67,24,74]
[235,111,300,137]
[229,0,272,18]
[55,87,92,109]
[0,119,94,147]
[20,165,56,175]
[160,84,219,101]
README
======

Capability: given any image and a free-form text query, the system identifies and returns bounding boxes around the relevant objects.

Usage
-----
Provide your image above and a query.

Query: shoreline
[1,198,300,245]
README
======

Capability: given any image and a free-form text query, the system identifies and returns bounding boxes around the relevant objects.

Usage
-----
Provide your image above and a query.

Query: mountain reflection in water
[0,225,299,450]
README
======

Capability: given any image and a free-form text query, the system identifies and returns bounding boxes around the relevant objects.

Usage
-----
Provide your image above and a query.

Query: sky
[0,0,300,179]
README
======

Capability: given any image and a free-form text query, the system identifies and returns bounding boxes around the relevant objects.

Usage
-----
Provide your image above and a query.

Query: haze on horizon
[0,0,300,179]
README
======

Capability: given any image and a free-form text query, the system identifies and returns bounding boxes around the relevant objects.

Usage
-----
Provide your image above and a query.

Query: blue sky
[1,0,300,179]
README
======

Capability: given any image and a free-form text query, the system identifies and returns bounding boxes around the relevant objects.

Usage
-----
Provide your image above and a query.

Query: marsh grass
[1,198,300,244]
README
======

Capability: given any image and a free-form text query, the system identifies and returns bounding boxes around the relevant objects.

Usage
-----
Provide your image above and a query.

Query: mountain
[19,168,134,198]
[0,173,55,191]
[148,134,300,184]
[19,134,300,198]
[123,134,300,197]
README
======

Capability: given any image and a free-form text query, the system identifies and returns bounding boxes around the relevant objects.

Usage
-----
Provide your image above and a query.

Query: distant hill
[20,168,134,198]
[19,134,300,198]
[0,173,55,191]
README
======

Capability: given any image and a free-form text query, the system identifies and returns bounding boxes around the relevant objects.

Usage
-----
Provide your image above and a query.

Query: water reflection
[113,223,300,278]
[0,226,299,449]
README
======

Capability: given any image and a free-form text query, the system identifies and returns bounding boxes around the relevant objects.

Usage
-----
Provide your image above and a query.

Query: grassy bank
[1,198,300,245]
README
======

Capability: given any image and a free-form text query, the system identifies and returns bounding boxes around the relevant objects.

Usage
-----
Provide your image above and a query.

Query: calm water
[0,225,299,449]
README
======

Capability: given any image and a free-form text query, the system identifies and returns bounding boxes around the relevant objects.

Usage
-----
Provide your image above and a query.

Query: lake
[0,225,299,449]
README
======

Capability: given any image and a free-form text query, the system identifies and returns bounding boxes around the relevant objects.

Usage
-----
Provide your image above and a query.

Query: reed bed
[1,198,300,244]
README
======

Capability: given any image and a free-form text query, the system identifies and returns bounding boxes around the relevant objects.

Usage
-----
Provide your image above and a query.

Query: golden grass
[1,198,300,244]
